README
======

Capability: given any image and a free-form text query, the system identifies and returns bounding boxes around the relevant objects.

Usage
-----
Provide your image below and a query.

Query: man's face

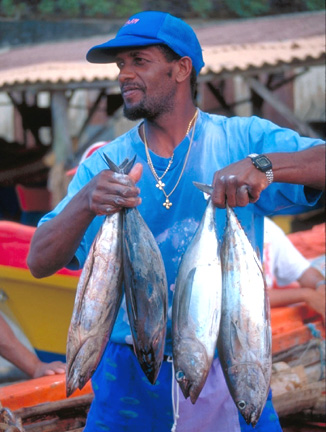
[115,46,178,121]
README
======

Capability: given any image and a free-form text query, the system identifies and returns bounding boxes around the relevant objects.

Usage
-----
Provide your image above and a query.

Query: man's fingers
[129,163,143,183]
[212,176,253,207]
[236,185,251,207]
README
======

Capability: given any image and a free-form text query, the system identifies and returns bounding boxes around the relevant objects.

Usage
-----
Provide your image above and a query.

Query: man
[0,314,65,379]
[264,218,325,321]
[27,11,325,432]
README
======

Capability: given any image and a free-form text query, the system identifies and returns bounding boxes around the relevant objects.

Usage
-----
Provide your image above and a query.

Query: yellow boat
[0,221,80,362]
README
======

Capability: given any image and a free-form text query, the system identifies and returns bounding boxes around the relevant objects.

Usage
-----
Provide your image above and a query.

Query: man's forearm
[268,288,308,308]
[0,316,38,377]
[27,190,95,278]
[268,144,325,190]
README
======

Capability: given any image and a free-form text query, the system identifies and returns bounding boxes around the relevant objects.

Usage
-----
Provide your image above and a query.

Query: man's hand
[33,360,66,379]
[211,158,268,208]
[84,163,143,216]
[302,287,325,324]
[28,163,143,278]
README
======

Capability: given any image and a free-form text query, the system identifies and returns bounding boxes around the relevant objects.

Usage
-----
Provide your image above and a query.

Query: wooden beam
[14,394,93,420]
[49,91,74,206]
[51,91,73,164]
[206,82,235,116]
[268,69,309,92]
[246,77,320,138]
[77,89,106,140]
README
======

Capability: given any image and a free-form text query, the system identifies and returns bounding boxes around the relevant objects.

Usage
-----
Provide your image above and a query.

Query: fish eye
[175,370,185,382]
[237,400,246,410]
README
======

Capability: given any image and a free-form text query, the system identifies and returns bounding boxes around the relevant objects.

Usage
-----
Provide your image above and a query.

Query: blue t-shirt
[39,110,322,356]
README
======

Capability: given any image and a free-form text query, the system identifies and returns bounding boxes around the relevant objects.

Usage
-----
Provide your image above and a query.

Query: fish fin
[264,322,272,361]
[102,154,120,172]
[230,320,247,358]
[193,181,213,195]
[122,155,137,174]
[101,154,136,174]
[177,268,195,329]
[119,158,129,170]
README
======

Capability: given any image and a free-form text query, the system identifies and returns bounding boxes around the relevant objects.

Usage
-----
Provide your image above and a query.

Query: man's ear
[175,56,193,83]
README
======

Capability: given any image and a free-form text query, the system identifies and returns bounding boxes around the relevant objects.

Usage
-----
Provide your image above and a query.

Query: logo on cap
[124,18,140,26]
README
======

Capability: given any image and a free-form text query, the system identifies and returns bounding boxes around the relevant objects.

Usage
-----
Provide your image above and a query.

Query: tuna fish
[66,157,134,397]
[122,206,168,384]
[104,155,168,385]
[172,182,222,404]
[219,205,272,427]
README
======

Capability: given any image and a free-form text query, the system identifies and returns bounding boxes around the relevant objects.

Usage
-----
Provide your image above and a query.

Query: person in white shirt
[263,217,325,321]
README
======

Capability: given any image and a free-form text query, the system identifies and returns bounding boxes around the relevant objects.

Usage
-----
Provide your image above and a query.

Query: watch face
[254,155,272,172]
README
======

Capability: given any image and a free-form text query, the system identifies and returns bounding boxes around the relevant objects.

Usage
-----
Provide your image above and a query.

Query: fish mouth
[241,407,260,427]
[66,371,80,398]
[189,385,200,405]
[66,362,93,398]
[178,380,190,400]
[138,349,163,385]
[175,370,200,403]
[177,381,200,404]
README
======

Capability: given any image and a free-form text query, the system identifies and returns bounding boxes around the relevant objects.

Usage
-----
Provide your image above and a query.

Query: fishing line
[168,357,180,432]
[291,324,326,381]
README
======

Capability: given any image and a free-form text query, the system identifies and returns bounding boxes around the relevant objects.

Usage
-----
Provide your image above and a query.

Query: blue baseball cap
[86,11,204,75]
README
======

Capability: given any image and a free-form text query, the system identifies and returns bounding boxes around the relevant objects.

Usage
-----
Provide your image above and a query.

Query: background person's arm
[268,266,325,322]
[0,315,65,379]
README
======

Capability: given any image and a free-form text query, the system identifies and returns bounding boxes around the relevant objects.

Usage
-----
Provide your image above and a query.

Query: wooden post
[49,91,73,207]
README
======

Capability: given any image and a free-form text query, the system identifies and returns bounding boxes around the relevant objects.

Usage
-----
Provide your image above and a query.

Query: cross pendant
[156,180,165,190]
[163,198,172,209]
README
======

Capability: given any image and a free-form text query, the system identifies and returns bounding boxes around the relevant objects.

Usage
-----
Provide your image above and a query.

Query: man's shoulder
[202,111,268,129]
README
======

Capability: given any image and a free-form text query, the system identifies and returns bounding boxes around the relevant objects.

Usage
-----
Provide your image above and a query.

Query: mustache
[121,83,144,93]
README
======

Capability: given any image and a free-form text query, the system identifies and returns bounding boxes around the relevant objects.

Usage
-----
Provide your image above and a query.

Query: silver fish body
[123,207,168,385]
[66,211,123,396]
[172,198,222,404]
[219,206,272,426]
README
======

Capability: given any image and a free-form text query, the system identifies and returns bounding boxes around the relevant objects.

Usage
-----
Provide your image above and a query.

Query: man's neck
[141,106,198,158]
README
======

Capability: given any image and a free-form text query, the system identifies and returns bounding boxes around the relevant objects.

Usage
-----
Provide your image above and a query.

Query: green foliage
[224,0,270,17]
[1,0,29,17]
[57,0,81,16]
[1,0,17,16]
[38,0,56,15]
[189,0,213,17]
[304,0,325,10]
[0,0,324,19]
[82,0,113,17]
[112,0,142,18]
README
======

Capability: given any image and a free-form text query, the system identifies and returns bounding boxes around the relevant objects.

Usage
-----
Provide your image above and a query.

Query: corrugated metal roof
[202,36,325,75]
[0,11,324,91]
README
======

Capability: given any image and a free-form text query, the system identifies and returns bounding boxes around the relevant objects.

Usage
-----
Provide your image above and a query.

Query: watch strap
[247,154,274,184]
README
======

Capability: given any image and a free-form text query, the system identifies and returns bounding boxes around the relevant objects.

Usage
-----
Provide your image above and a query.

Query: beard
[123,72,176,121]
[123,101,151,121]
[123,96,175,121]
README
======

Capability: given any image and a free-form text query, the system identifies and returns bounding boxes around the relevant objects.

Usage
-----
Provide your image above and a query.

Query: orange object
[287,222,325,259]
[271,304,325,355]
[0,374,93,411]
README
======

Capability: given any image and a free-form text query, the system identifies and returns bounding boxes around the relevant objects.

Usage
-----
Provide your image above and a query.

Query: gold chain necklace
[143,110,198,192]
[144,110,198,209]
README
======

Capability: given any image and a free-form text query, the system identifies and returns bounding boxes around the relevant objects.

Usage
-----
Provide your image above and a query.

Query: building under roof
[0,11,325,202]
[0,11,324,90]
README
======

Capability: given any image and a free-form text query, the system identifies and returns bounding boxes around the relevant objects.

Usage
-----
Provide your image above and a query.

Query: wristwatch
[247,153,274,184]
